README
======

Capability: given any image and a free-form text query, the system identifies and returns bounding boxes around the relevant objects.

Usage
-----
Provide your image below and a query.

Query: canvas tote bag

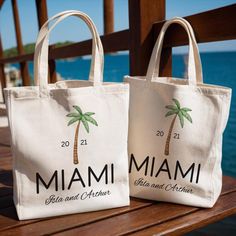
[125,17,231,208]
[5,10,130,220]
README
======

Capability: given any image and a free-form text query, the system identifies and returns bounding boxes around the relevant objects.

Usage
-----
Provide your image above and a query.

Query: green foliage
[73,105,82,115]
[165,110,178,117]
[81,116,89,133]
[165,98,192,128]
[3,41,74,57]
[172,98,180,109]
[67,116,80,126]
[84,112,95,116]
[67,105,98,133]
[165,105,178,111]
[178,112,184,128]
[181,110,192,123]
[84,115,98,126]
[66,112,80,117]
[181,107,192,112]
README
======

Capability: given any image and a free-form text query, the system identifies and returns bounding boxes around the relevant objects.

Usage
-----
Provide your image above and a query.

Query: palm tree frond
[172,98,180,109]
[182,107,192,112]
[165,105,178,111]
[165,110,178,117]
[81,116,89,133]
[84,115,98,126]
[84,112,95,116]
[178,112,184,128]
[73,105,82,115]
[181,110,192,123]
[68,116,80,126]
[66,112,80,118]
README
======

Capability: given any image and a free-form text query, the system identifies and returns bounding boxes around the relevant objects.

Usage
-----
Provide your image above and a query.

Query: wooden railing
[0,0,235,94]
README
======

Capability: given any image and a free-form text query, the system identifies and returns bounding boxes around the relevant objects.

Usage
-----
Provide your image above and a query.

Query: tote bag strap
[34,10,104,97]
[146,17,203,85]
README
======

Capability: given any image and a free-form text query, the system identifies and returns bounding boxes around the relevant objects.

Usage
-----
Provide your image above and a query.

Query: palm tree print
[164,98,192,156]
[67,105,98,164]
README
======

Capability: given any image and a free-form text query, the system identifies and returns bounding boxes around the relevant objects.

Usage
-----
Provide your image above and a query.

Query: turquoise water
[17,52,236,177]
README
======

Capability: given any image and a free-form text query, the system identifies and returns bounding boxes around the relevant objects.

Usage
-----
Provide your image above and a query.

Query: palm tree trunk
[164,114,177,156]
[73,121,80,164]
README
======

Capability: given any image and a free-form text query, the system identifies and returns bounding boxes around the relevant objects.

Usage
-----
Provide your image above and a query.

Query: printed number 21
[80,139,88,145]
[173,133,180,139]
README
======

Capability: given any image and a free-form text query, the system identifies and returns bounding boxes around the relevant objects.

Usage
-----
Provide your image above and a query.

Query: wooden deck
[0,127,236,235]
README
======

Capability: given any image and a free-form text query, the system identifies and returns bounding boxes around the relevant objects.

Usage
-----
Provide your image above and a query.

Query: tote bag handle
[146,17,203,85]
[34,10,104,97]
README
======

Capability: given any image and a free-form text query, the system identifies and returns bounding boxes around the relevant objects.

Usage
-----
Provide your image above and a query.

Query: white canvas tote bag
[4,10,130,220]
[125,17,232,208]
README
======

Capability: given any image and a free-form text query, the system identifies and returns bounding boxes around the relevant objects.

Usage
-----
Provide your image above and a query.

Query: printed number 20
[61,141,69,147]
[156,130,164,137]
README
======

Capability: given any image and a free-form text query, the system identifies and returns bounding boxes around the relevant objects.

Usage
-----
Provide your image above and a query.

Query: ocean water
[25,52,236,177]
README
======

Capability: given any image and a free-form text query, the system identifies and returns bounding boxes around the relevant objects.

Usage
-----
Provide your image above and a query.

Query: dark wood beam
[103,0,114,35]
[35,0,57,83]
[153,4,236,48]
[128,0,171,76]
[11,0,31,85]
[35,0,48,29]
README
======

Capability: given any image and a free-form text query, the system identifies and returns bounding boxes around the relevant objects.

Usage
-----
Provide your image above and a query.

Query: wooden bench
[0,127,236,235]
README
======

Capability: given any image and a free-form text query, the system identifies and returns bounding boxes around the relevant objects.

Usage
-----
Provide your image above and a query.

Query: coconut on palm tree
[164,98,192,156]
[67,105,98,164]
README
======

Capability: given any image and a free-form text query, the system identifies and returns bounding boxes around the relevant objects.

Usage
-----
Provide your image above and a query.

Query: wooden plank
[133,191,236,236]
[0,53,33,64]
[0,29,129,64]
[35,0,57,84]
[0,155,12,170]
[128,0,167,76]
[54,203,197,235]
[52,177,236,235]
[11,0,31,86]
[154,4,236,48]
[0,127,11,147]
[0,207,38,231]
[0,198,153,234]
[103,0,114,35]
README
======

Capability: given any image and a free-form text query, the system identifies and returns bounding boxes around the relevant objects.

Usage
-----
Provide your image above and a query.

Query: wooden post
[128,0,172,76]
[35,0,57,83]
[103,0,114,35]
[11,0,31,86]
